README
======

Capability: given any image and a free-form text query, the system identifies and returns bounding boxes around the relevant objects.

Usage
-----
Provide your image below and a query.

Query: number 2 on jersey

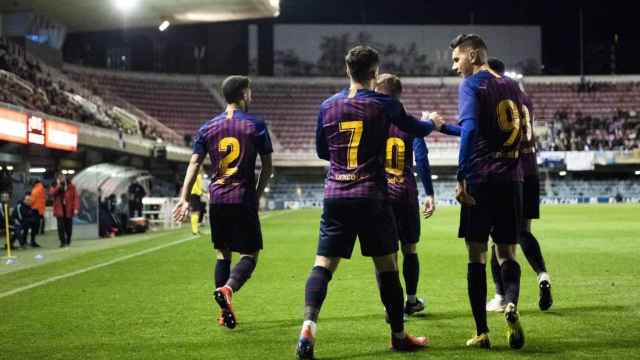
[339,120,363,169]
[218,137,240,179]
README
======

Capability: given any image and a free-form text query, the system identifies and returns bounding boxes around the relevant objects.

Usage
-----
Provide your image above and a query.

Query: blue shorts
[317,198,398,259]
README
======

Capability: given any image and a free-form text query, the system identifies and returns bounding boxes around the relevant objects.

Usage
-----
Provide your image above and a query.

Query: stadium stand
[50,66,640,155]
[64,65,222,141]
[0,37,183,145]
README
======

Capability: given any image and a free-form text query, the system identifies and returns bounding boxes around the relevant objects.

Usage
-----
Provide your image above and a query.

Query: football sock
[467,263,489,335]
[490,245,505,296]
[378,271,405,333]
[190,213,199,234]
[402,253,420,301]
[501,259,522,306]
[304,266,332,322]
[226,256,257,292]
[538,272,551,284]
[300,320,317,338]
[215,259,231,288]
[519,231,548,274]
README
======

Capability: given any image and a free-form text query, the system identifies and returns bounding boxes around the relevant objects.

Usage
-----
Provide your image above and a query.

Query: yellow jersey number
[338,120,363,170]
[215,137,240,184]
[385,137,405,176]
[496,99,522,146]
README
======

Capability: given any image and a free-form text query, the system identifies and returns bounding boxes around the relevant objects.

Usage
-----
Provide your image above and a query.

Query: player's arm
[256,153,272,205]
[456,79,477,206]
[386,99,438,138]
[315,109,329,161]
[440,123,462,137]
[174,154,205,222]
[173,130,207,222]
[413,137,436,219]
[255,121,274,207]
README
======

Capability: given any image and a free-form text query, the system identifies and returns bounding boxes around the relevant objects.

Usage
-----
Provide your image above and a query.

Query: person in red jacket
[49,173,80,247]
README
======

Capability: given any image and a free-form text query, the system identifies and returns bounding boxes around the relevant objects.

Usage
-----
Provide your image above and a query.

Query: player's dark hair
[449,33,487,51]
[487,57,506,75]
[345,45,379,83]
[376,73,402,98]
[221,75,250,104]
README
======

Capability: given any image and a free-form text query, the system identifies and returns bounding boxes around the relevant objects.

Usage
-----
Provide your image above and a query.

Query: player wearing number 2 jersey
[450,34,526,350]
[173,75,273,330]
[296,46,438,359]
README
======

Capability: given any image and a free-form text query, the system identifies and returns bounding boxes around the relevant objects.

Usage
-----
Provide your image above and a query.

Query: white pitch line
[0,235,197,299]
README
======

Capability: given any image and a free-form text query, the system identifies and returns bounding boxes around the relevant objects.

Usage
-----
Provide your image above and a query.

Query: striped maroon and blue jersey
[519,93,538,178]
[316,88,434,199]
[193,109,272,204]
[457,70,525,184]
[385,126,434,203]
[386,125,418,202]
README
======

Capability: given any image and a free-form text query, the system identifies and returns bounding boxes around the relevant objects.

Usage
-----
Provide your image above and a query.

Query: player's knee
[216,250,232,260]
[314,255,340,272]
[373,253,398,273]
[466,241,487,264]
[401,243,417,255]
[495,244,516,264]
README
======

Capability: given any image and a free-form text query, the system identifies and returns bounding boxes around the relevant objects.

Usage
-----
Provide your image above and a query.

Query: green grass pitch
[1,204,639,359]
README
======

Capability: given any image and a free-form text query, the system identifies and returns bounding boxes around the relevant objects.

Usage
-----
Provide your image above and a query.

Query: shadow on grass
[530,304,630,317]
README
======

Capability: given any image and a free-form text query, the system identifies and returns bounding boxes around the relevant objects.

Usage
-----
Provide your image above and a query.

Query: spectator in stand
[128,181,146,218]
[49,173,80,248]
[31,179,46,236]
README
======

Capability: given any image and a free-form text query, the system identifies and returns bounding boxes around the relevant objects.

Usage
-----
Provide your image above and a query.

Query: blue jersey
[193,109,273,204]
[457,70,525,184]
[316,88,435,199]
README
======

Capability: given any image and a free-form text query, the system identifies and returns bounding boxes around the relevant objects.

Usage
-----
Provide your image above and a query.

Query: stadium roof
[0,0,280,32]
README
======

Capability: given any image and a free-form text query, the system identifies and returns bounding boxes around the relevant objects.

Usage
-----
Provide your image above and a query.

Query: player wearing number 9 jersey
[296,46,437,359]
[450,34,525,350]
[481,58,553,314]
[182,75,273,330]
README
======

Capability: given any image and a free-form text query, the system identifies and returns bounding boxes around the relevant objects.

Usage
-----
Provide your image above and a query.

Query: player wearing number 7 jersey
[450,34,526,350]
[172,75,273,330]
[296,46,438,360]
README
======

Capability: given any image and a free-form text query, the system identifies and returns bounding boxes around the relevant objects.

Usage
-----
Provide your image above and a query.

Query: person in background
[49,173,79,248]
[118,193,130,234]
[11,193,37,249]
[30,179,46,241]
[190,168,206,235]
[128,181,146,218]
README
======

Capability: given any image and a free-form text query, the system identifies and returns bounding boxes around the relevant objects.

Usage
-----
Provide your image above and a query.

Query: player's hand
[423,195,436,219]
[456,180,476,206]
[172,199,190,223]
[422,111,444,130]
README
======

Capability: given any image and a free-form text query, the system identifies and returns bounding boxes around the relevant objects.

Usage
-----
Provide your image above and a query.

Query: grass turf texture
[1,204,638,359]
